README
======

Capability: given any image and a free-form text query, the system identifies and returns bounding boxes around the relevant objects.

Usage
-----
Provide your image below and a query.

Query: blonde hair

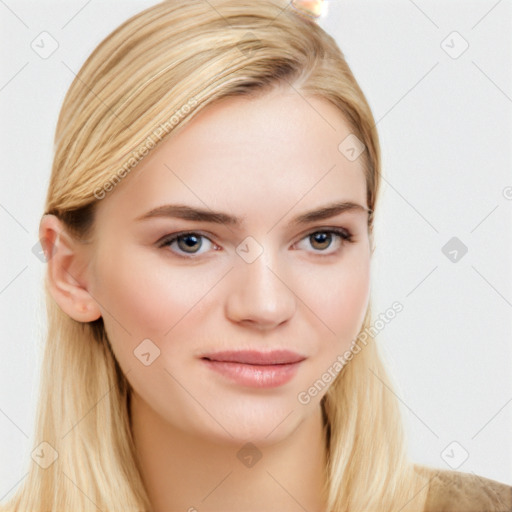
[2,1,430,510]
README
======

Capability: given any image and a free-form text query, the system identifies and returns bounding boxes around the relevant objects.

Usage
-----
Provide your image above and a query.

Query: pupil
[312,232,331,250]
[179,234,200,252]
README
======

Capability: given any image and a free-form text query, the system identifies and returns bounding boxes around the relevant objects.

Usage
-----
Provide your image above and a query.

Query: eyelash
[156,227,355,259]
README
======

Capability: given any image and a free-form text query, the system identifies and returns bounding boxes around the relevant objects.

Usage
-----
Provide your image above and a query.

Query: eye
[157,231,217,257]
[294,228,354,256]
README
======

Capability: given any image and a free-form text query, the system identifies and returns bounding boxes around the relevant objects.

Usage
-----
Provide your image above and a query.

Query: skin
[40,84,372,512]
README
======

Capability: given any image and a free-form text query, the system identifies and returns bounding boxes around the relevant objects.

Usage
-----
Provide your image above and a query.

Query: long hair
[2,1,429,510]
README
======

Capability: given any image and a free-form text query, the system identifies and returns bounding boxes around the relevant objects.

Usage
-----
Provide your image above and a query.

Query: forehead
[95,87,368,226]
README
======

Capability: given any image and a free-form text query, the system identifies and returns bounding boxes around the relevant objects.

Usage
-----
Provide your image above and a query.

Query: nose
[225,248,296,330]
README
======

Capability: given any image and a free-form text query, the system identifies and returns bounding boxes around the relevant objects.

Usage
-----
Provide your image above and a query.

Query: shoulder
[413,464,512,512]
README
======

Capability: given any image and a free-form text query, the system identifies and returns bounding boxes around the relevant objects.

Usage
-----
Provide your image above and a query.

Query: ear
[38,214,102,323]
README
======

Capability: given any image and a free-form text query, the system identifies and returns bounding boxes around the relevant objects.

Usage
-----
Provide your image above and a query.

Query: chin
[190,400,310,447]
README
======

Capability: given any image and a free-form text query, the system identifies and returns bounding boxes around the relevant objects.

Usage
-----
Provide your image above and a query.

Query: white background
[1,0,511,503]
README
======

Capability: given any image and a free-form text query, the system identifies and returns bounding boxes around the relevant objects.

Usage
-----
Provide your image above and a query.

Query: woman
[2,1,510,511]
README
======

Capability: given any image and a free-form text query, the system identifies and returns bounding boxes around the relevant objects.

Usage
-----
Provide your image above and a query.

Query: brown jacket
[414,465,512,511]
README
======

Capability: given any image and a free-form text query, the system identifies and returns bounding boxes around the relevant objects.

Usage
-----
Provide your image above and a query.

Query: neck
[130,391,329,512]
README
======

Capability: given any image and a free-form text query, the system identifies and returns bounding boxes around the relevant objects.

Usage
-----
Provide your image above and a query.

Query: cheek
[300,251,370,348]
[337,260,370,337]
[300,256,370,393]
[91,247,215,357]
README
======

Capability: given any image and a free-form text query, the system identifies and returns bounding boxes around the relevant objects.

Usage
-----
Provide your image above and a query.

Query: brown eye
[296,228,354,256]
[158,232,215,257]
[309,231,333,251]
[176,233,202,253]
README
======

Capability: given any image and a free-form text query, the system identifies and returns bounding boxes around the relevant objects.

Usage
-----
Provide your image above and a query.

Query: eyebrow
[135,201,372,227]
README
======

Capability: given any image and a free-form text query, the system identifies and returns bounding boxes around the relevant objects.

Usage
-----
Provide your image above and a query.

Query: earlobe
[38,214,102,323]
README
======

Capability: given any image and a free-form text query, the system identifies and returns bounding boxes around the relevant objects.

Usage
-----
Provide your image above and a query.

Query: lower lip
[201,359,303,388]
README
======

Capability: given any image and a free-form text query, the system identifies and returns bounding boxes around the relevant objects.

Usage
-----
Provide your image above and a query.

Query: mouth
[201,349,306,365]
[200,350,306,388]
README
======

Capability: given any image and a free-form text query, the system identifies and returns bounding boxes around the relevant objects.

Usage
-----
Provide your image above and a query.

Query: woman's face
[85,86,371,444]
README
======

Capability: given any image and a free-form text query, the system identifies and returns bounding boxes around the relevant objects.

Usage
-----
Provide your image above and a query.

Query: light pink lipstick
[200,349,306,388]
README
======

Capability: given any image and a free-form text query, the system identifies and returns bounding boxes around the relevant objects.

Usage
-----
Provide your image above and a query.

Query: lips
[200,349,307,388]
[200,349,306,365]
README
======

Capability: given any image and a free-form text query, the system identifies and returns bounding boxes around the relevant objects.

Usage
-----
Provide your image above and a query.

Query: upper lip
[200,350,306,365]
